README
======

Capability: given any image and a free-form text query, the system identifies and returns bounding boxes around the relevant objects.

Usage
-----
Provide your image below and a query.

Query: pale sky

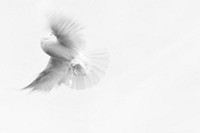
[1,0,200,133]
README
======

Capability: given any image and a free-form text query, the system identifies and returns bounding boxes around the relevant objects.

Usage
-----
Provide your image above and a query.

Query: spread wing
[23,49,109,91]
[48,14,85,53]
[23,58,69,92]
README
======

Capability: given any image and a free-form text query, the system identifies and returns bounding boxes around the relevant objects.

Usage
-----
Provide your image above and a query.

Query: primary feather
[24,14,108,92]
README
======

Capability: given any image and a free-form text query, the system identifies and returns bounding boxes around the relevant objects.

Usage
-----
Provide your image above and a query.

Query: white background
[1,0,200,133]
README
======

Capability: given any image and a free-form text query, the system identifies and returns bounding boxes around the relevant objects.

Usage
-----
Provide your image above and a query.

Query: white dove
[24,15,109,91]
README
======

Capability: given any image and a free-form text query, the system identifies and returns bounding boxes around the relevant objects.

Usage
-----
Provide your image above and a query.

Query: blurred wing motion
[49,14,85,52]
[24,14,109,92]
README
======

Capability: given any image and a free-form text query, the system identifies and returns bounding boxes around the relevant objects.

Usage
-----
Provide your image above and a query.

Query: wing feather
[48,14,85,52]
[23,58,69,92]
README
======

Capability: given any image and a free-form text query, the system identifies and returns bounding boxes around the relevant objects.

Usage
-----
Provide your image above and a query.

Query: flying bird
[24,14,109,91]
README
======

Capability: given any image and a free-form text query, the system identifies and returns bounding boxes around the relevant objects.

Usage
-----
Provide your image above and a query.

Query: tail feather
[68,49,109,89]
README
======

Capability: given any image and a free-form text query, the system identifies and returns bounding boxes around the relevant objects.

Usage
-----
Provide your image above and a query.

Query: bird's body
[24,14,109,91]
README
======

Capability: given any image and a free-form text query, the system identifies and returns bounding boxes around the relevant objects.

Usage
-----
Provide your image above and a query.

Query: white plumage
[24,14,109,91]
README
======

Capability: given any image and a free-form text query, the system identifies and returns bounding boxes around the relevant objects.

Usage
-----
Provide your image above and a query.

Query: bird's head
[41,33,58,49]
[41,33,57,45]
